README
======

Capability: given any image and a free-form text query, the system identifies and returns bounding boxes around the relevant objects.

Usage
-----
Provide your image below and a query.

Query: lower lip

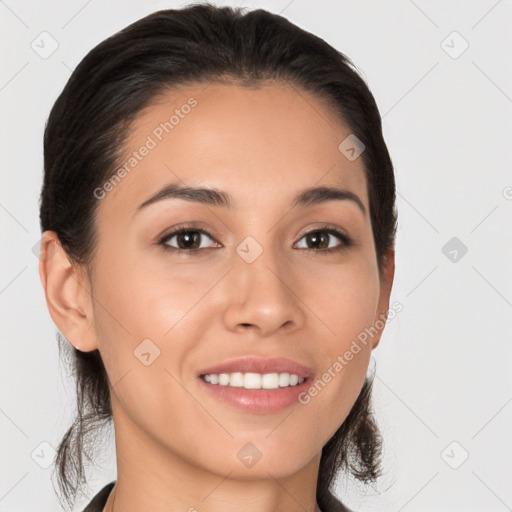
[199,376,312,414]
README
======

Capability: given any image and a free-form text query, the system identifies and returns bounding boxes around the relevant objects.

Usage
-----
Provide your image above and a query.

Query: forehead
[96,81,368,219]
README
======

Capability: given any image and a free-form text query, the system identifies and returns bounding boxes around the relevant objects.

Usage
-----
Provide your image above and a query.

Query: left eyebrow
[134,182,366,217]
[292,186,366,216]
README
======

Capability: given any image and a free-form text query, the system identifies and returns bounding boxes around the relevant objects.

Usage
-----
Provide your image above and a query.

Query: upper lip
[198,356,314,379]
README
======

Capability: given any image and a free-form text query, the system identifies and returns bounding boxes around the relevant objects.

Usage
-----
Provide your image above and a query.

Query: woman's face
[60,82,394,480]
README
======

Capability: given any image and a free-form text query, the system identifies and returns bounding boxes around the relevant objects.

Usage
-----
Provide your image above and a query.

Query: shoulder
[81,481,116,512]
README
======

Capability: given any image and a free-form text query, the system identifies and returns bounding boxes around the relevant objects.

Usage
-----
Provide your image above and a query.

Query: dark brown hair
[39,3,397,510]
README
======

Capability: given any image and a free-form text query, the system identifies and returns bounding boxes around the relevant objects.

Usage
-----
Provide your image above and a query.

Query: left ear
[371,246,395,350]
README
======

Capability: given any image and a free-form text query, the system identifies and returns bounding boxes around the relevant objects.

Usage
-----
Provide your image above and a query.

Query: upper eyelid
[160,226,219,245]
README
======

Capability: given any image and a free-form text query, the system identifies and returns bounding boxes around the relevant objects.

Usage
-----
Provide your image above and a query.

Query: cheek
[295,255,379,421]
[93,248,211,339]
[90,255,209,430]
[90,247,229,394]
[302,253,380,349]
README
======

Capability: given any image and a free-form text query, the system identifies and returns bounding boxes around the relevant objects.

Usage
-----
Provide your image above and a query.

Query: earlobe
[38,231,98,352]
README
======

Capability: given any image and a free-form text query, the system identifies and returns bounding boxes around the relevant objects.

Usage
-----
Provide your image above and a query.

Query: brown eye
[174,231,202,249]
[304,231,330,249]
[160,228,218,252]
[295,227,352,253]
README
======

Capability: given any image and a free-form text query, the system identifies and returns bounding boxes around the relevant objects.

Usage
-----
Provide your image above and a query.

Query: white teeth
[261,373,278,389]
[202,372,305,389]
[244,372,261,389]
[230,372,244,387]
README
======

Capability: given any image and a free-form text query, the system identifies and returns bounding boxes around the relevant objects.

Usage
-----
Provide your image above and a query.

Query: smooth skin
[39,81,394,512]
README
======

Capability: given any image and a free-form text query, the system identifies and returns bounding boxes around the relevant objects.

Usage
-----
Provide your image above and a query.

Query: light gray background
[1,1,511,511]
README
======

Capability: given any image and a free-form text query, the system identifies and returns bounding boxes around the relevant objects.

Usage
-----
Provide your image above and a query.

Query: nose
[222,243,305,337]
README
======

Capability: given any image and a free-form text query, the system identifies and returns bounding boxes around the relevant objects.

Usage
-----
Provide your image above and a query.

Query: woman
[38,3,397,511]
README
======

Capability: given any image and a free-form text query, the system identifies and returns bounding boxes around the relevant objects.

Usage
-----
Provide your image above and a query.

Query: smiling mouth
[198,370,312,414]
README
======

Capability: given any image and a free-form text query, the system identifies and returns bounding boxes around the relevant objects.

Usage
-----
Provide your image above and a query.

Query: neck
[106,400,323,512]
[105,485,324,512]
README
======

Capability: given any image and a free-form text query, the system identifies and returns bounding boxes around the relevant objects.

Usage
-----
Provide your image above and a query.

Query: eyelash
[158,223,353,255]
